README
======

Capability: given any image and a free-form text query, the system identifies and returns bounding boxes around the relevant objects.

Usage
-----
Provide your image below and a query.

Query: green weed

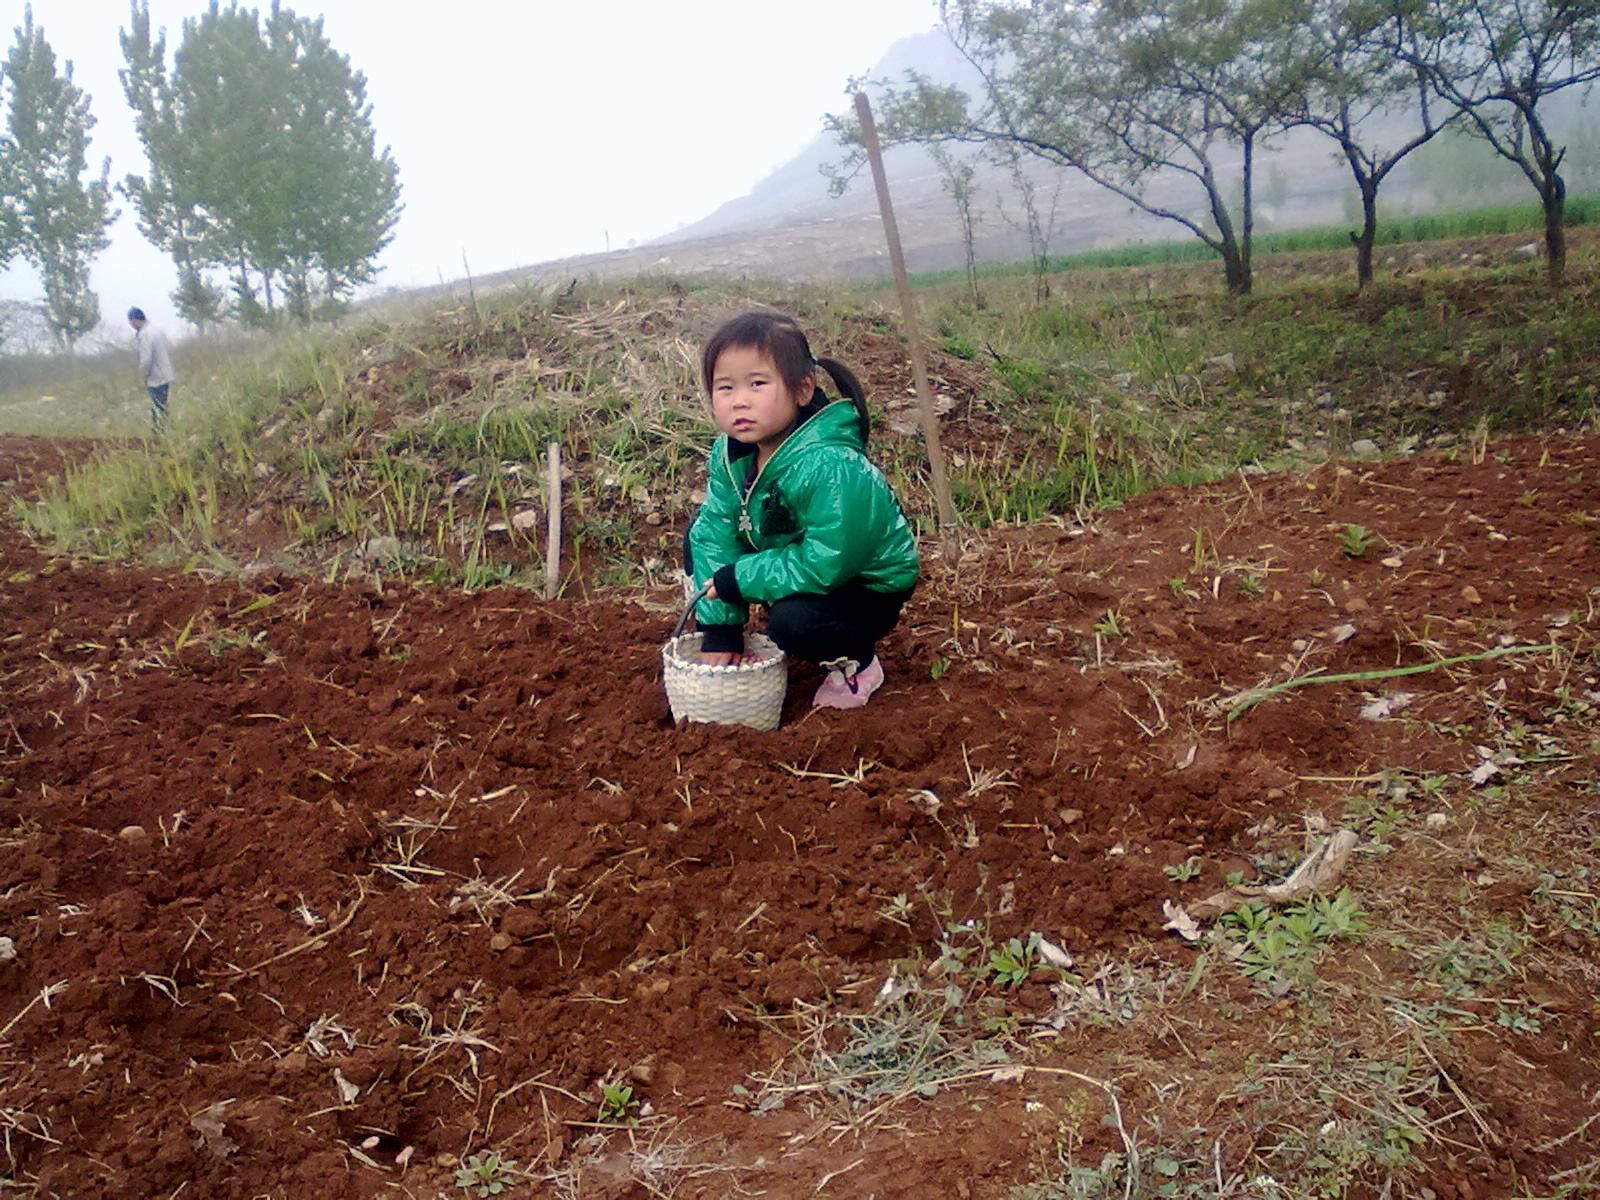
[1219,889,1366,990]
[597,1081,639,1123]
[1162,858,1202,883]
[1339,523,1375,558]
[454,1150,518,1197]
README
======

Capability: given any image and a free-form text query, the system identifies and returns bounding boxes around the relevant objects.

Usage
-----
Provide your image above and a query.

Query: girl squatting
[685,311,920,710]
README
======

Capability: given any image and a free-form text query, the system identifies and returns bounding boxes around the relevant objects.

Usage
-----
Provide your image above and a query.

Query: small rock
[1202,352,1237,375]
[1350,438,1381,460]
[1425,812,1450,830]
[490,932,513,953]
[644,511,665,527]
[1461,584,1483,605]
[629,1059,655,1085]
[355,535,404,561]
[1513,242,1539,260]
[510,509,540,532]
[0,935,16,963]
[118,824,148,843]
[1058,808,1084,827]
[1345,596,1370,614]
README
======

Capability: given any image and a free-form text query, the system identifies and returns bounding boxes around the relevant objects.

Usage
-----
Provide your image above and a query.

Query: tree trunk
[1542,177,1566,284]
[1352,181,1378,289]
[1204,161,1250,296]
[1240,133,1255,296]
[1221,240,1249,296]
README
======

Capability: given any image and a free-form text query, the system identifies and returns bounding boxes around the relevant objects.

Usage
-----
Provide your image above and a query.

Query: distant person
[127,307,175,432]
[684,311,919,709]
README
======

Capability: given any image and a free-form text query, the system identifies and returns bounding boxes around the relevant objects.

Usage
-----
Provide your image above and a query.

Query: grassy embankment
[3,202,1597,588]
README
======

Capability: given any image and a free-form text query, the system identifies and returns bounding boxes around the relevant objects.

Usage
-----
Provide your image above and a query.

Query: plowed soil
[2,433,1598,1199]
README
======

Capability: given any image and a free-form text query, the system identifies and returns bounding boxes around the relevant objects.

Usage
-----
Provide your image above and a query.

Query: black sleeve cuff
[698,624,745,655]
[712,563,745,606]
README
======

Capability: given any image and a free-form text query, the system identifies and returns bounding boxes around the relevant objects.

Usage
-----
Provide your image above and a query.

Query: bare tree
[1284,0,1455,286]
[1399,0,1600,282]
[828,1,1321,296]
[928,142,984,306]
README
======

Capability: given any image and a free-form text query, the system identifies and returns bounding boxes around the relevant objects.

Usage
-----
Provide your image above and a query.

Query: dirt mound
[2,433,1598,1198]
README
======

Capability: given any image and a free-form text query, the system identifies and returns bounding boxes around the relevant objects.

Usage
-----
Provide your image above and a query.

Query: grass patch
[8,213,1600,584]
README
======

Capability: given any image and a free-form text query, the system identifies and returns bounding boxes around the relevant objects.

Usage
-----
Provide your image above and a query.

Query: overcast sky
[1,0,935,330]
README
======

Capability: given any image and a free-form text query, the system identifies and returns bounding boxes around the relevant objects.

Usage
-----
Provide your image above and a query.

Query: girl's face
[709,344,814,463]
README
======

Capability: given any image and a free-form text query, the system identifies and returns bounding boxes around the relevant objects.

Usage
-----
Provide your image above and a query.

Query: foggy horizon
[0,0,936,339]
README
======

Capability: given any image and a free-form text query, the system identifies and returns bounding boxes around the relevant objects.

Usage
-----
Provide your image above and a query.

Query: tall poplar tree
[3,5,116,349]
[121,0,402,326]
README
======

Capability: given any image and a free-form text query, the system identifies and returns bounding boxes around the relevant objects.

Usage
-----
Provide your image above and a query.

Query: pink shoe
[813,656,885,710]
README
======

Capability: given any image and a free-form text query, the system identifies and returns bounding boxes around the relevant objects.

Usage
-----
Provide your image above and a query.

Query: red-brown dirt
[2,432,1597,1198]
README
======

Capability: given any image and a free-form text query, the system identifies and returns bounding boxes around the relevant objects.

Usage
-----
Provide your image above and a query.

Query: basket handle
[672,583,712,640]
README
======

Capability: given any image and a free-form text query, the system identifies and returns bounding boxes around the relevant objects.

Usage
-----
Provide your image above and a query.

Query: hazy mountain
[665,31,972,242]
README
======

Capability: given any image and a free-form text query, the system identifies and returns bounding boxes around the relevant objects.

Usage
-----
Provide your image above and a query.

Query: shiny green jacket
[688,398,920,628]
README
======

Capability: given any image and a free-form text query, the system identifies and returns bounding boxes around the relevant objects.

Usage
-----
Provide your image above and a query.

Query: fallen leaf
[990,1065,1029,1083]
[1036,937,1074,969]
[333,1068,360,1105]
[875,975,911,1006]
[1330,623,1357,644]
[1161,901,1203,942]
[1260,829,1358,902]
[190,1100,238,1158]
[1359,691,1414,721]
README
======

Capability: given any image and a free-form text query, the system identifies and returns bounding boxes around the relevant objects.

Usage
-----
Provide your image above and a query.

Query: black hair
[127,306,146,322]
[701,311,870,445]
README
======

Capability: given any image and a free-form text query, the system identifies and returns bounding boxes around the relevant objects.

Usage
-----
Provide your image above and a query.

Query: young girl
[685,311,920,710]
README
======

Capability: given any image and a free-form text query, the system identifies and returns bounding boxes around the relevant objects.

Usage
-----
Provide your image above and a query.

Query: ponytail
[816,356,871,447]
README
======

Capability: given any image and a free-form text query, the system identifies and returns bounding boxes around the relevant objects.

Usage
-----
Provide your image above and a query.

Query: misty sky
[1,0,935,330]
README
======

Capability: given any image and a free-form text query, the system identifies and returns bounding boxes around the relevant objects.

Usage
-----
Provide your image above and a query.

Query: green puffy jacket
[688,397,920,629]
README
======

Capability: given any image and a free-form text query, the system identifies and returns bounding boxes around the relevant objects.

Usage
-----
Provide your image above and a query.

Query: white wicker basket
[662,589,788,730]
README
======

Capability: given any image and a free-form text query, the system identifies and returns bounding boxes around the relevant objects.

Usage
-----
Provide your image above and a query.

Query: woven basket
[662,588,788,730]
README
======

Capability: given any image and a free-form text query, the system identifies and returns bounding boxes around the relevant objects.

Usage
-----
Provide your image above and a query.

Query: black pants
[685,531,908,665]
[766,583,909,667]
[148,384,169,431]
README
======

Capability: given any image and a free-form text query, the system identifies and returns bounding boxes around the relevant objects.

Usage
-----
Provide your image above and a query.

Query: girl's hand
[703,581,718,600]
[699,649,756,667]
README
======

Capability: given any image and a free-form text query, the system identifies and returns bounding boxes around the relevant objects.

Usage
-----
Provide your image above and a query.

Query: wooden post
[854,91,958,547]
[544,440,562,599]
